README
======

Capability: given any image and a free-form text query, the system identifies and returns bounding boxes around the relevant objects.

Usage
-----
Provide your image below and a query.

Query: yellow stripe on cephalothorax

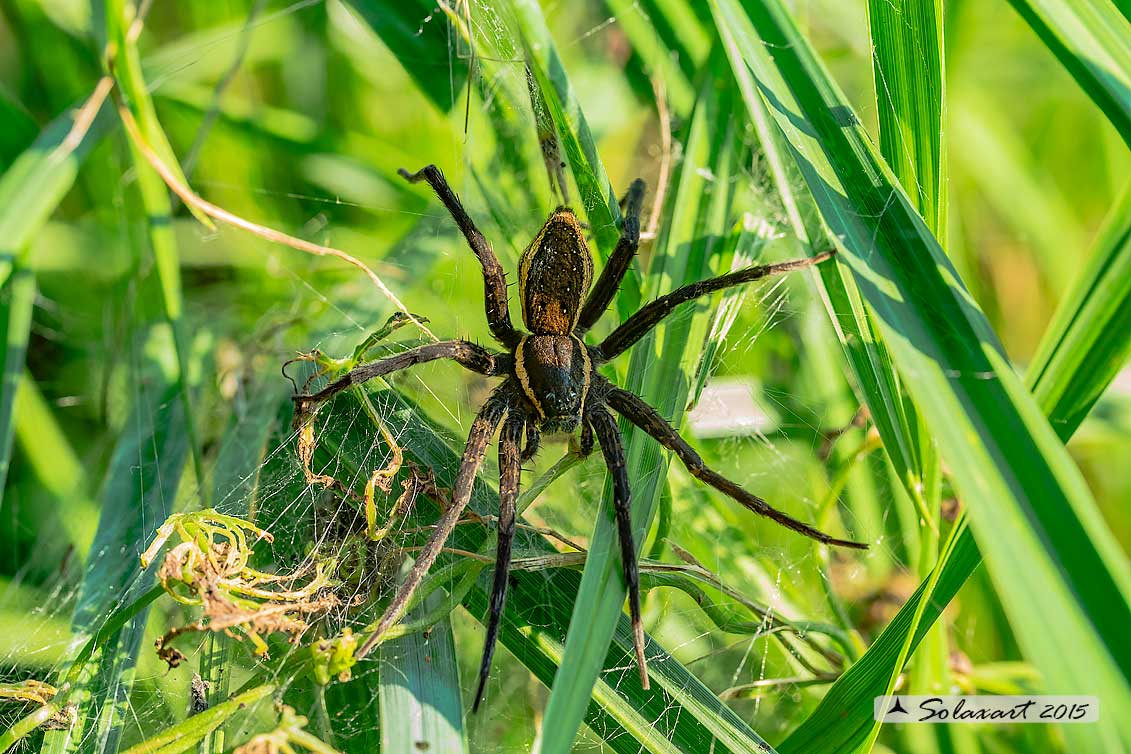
[514,336,545,419]
[573,335,592,417]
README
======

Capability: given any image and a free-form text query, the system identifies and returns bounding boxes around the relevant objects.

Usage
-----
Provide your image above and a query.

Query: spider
[293,164,867,711]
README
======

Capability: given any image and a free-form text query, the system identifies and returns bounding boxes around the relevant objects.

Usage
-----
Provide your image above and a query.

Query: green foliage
[1,1,1128,753]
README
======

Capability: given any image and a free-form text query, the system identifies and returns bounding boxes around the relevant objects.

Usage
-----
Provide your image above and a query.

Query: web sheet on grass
[0,2,896,752]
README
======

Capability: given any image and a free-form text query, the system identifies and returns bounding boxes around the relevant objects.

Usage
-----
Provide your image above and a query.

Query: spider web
[0,2,899,753]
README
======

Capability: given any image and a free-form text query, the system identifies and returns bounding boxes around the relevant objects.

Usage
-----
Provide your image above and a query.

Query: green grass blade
[0,89,113,288]
[212,375,291,518]
[108,0,208,505]
[869,0,946,236]
[1005,0,1131,147]
[12,373,99,555]
[0,266,35,499]
[623,0,711,86]
[118,685,275,754]
[865,1,948,751]
[0,577,71,670]
[106,10,210,234]
[1027,181,1131,434]
[710,2,1131,752]
[379,588,467,754]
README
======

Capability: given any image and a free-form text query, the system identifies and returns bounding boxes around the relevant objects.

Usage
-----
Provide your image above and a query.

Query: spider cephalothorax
[514,333,591,433]
[293,164,866,711]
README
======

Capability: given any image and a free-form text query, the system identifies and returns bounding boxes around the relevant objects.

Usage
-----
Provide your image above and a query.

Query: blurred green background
[0,1,1128,753]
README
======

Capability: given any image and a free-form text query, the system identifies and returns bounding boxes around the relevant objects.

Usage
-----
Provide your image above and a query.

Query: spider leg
[605,384,867,549]
[473,412,525,712]
[576,179,646,333]
[356,386,512,659]
[520,422,541,463]
[293,340,509,409]
[594,251,835,362]
[400,165,522,348]
[578,420,595,457]
[588,406,650,689]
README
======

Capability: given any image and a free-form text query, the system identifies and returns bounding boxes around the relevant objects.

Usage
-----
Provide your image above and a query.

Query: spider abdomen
[519,209,593,335]
[514,334,592,434]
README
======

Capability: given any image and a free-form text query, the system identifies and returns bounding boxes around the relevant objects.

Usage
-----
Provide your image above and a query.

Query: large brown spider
[293,165,867,710]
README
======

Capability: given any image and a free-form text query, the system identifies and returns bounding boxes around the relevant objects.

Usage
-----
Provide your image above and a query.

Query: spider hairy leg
[576,178,646,333]
[605,384,868,550]
[596,251,836,362]
[473,414,524,712]
[578,420,595,457]
[589,406,650,689]
[399,164,521,348]
[291,340,506,408]
[356,387,512,659]
[521,423,541,463]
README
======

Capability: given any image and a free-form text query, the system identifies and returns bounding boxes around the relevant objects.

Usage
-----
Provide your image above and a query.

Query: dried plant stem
[62,77,114,154]
[114,101,438,342]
